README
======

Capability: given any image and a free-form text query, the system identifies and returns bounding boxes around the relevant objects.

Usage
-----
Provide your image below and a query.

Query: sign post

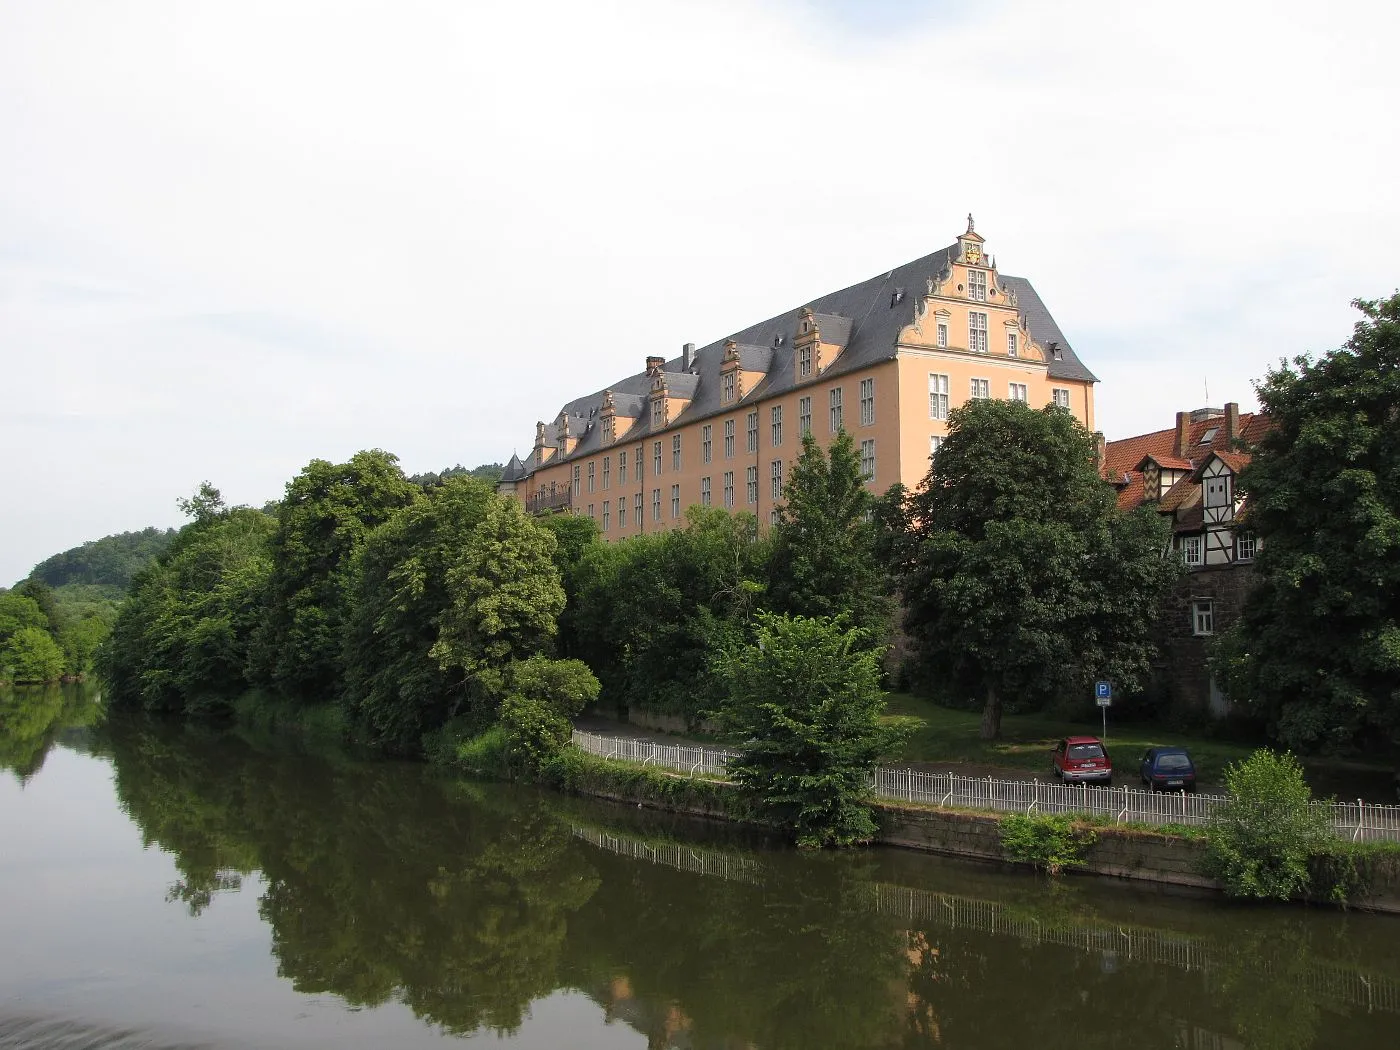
[1094,680,1112,739]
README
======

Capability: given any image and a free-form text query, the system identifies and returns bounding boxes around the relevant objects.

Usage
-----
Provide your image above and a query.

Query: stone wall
[1153,562,1257,718]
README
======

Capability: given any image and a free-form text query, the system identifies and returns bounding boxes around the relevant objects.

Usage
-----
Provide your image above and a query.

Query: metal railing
[570,730,1400,842]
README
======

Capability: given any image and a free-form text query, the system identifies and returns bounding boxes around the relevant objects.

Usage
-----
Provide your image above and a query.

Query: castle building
[498,218,1098,534]
[1105,403,1271,716]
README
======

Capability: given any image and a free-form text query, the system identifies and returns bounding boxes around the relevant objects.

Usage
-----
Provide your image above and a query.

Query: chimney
[646,355,665,374]
[1175,411,1191,458]
[1225,402,1240,445]
[682,342,695,371]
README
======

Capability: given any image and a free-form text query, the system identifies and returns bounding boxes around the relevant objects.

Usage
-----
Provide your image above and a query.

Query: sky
[2,0,1398,585]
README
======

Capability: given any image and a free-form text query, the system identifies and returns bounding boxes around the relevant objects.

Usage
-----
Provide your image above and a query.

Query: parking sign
[1095,680,1111,700]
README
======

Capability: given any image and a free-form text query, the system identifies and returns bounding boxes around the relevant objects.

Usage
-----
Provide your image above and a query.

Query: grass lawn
[882,692,1368,794]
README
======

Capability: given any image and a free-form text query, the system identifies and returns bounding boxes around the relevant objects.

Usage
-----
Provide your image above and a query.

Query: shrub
[718,612,909,849]
[498,657,600,775]
[999,813,1097,874]
[1204,749,1330,900]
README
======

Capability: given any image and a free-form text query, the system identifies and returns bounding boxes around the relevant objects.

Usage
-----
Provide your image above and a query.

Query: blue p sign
[1095,680,1112,700]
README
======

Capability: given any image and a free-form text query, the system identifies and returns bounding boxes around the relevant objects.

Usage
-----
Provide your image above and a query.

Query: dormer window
[721,371,736,404]
[1007,331,1018,357]
[651,398,664,429]
[1199,427,1219,445]
[968,270,987,302]
[936,319,948,348]
[798,345,812,378]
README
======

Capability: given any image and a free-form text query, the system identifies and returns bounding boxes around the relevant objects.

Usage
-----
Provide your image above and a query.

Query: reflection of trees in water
[93,717,1399,1050]
[0,682,100,783]
[99,716,601,1037]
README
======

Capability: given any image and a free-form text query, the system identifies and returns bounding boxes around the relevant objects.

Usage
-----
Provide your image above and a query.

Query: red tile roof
[1104,407,1268,480]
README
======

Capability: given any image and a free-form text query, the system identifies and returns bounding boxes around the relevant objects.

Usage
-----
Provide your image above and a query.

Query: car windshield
[1068,743,1104,760]
[1156,753,1192,771]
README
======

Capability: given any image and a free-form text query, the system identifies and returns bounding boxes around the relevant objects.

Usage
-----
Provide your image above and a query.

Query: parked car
[1052,736,1112,785]
[1139,747,1197,792]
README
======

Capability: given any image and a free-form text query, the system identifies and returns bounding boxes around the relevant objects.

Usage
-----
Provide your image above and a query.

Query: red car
[1052,736,1112,785]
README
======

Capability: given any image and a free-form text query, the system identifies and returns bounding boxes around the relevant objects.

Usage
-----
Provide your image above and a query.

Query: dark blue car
[1138,747,1197,792]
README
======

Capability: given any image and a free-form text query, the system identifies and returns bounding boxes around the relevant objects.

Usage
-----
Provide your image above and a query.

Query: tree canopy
[248,450,420,703]
[25,526,176,591]
[896,399,1178,738]
[1216,294,1400,751]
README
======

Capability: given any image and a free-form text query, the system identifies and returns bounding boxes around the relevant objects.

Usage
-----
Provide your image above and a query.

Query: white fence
[570,730,1400,842]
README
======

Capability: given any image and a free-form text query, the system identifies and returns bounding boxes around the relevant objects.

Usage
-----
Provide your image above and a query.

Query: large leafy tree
[249,450,419,703]
[1,626,66,683]
[97,503,276,712]
[570,507,770,723]
[767,431,890,637]
[719,612,908,848]
[1215,295,1400,751]
[897,400,1177,739]
[344,478,565,751]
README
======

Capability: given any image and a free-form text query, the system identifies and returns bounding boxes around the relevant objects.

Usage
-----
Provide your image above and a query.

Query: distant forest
[25,527,177,592]
[408,462,503,488]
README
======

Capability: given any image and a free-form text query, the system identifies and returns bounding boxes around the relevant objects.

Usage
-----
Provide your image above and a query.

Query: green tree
[1205,749,1330,900]
[498,655,600,774]
[344,477,563,751]
[26,526,176,591]
[571,507,770,723]
[768,431,890,638]
[58,614,112,676]
[0,593,49,645]
[1215,295,1400,751]
[536,512,600,659]
[249,450,419,704]
[176,480,225,522]
[718,612,908,848]
[97,506,276,712]
[1,626,67,682]
[897,400,1177,739]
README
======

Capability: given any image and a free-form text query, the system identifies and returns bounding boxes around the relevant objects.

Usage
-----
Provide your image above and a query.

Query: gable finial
[966,212,975,233]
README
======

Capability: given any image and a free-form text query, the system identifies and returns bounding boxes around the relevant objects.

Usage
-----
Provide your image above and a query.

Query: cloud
[1,0,1398,582]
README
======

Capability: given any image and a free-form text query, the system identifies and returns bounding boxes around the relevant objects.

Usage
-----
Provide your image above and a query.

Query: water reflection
[0,681,100,782]
[2,689,1399,1050]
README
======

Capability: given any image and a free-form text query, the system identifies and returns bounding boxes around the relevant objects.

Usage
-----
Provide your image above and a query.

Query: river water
[2,684,1399,1050]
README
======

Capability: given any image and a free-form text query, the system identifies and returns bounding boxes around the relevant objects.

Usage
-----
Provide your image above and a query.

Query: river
[2,683,1398,1049]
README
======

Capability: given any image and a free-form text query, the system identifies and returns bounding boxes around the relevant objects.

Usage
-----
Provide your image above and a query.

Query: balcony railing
[525,489,574,515]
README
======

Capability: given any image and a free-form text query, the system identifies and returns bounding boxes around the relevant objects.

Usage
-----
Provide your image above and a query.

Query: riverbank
[542,747,1400,913]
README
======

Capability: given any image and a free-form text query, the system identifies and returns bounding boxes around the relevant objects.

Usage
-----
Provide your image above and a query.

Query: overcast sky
[2,0,1397,585]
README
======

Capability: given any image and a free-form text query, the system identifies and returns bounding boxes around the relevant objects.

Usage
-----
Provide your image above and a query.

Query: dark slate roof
[512,243,1096,474]
[501,453,526,483]
[734,343,774,372]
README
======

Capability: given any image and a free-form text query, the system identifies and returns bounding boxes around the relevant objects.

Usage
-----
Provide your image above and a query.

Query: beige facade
[498,219,1097,537]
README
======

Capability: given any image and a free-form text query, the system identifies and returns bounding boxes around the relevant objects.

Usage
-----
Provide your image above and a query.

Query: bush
[999,813,1097,875]
[1204,749,1330,900]
[1,626,66,683]
[719,613,909,849]
[498,657,600,775]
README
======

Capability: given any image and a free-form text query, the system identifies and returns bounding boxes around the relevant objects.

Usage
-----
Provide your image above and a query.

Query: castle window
[618,450,627,479]
[701,476,711,507]
[798,345,813,378]
[1007,331,1018,357]
[724,419,735,459]
[771,405,783,446]
[702,424,713,464]
[930,435,944,459]
[968,270,987,302]
[634,491,642,523]
[1009,383,1028,402]
[602,456,611,489]
[771,459,784,500]
[929,374,950,420]
[969,378,990,400]
[634,445,644,482]
[723,471,735,509]
[651,397,664,429]
[829,387,844,433]
[618,497,627,528]
[672,434,682,471]
[798,397,812,436]
[746,465,758,504]
[1052,388,1071,409]
[602,500,610,531]
[671,484,681,519]
[859,378,875,426]
[747,411,758,453]
[651,488,661,522]
[721,371,736,404]
[572,465,581,498]
[860,439,876,482]
[587,462,595,492]
[653,441,663,477]
[969,311,988,353]
[936,320,948,348]
[1192,600,1215,637]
